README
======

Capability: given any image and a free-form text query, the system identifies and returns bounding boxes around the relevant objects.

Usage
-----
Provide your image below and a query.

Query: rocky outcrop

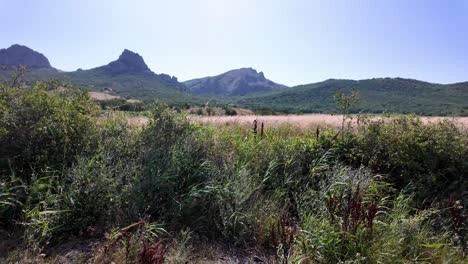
[184,67,288,96]
[102,49,152,75]
[0,44,52,69]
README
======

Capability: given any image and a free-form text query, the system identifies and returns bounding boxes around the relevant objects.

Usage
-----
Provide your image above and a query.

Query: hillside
[184,67,288,96]
[236,78,468,115]
[0,45,204,105]
[1,44,467,115]
[52,49,199,104]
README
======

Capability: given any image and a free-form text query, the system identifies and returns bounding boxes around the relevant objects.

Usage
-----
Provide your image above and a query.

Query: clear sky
[1,0,467,86]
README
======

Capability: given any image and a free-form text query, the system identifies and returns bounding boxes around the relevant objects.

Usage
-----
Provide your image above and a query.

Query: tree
[334,90,361,132]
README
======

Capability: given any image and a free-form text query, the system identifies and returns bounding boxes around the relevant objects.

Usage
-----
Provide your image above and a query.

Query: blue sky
[1,0,467,86]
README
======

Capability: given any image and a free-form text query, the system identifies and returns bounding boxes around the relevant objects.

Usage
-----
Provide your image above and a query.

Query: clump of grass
[94,220,167,264]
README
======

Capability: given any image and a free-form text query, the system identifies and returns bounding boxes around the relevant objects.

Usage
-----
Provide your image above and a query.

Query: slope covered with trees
[237,78,468,115]
[1,44,467,115]
[0,45,205,106]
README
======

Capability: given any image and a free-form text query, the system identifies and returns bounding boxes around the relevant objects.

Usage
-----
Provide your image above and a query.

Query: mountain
[101,49,153,75]
[0,44,53,69]
[56,49,192,102]
[1,44,467,115]
[236,78,468,115]
[184,67,288,96]
[69,49,185,90]
[0,45,198,104]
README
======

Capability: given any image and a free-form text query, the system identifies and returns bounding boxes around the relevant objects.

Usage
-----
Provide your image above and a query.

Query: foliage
[0,82,466,262]
[18,67,468,115]
[223,106,237,116]
[98,98,146,112]
[94,220,167,264]
[351,116,468,204]
[237,78,468,116]
[21,67,208,106]
[0,81,98,182]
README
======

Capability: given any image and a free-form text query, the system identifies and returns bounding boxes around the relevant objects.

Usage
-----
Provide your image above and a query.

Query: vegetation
[29,68,206,105]
[8,66,468,116]
[237,78,468,116]
[0,81,466,263]
[97,98,146,112]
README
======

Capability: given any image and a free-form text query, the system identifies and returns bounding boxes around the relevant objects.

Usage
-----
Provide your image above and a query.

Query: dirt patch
[125,98,142,104]
[45,239,101,263]
[89,92,121,101]
[89,92,142,104]
[187,242,274,263]
[127,116,150,126]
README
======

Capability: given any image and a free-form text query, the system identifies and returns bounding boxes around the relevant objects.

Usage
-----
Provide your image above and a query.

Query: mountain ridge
[236,78,468,115]
[100,49,153,75]
[0,44,191,103]
[184,67,288,96]
[0,44,467,115]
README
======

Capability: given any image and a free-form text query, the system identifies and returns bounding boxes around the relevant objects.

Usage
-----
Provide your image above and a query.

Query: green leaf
[421,243,444,249]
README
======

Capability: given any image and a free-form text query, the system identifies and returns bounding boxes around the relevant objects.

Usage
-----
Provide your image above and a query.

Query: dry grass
[89,92,121,101]
[192,114,468,129]
[127,116,150,126]
[124,114,468,129]
[89,92,142,103]
[126,99,142,103]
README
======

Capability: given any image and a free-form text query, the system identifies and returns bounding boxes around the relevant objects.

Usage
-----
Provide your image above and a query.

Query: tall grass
[0,82,466,262]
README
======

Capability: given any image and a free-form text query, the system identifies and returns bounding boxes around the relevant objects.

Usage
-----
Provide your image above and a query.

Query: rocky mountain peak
[0,44,52,69]
[185,67,288,96]
[103,49,152,75]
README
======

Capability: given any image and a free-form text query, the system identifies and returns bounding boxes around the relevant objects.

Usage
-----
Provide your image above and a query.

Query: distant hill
[237,78,468,116]
[1,44,467,115]
[184,67,288,96]
[0,44,53,69]
[0,45,201,105]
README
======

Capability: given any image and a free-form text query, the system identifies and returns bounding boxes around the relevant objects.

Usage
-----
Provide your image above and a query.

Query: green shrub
[0,82,98,182]
[0,82,98,228]
[350,117,468,203]
[223,106,237,116]
[295,169,465,263]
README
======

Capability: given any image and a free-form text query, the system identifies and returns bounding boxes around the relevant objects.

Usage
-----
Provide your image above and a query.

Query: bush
[223,106,237,116]
[350,117,468,204]
[295,169,465,263]
[0,82,98,228]
[0,82,98,182]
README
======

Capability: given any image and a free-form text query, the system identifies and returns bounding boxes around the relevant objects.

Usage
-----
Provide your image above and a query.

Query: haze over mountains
[0,44,467,115]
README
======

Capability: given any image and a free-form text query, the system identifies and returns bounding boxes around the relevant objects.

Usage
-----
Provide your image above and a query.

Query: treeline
[237,78,468,116]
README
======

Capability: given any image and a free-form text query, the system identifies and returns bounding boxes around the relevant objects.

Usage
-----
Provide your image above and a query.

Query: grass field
[127,114,468,130]
[193,114,468,128]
